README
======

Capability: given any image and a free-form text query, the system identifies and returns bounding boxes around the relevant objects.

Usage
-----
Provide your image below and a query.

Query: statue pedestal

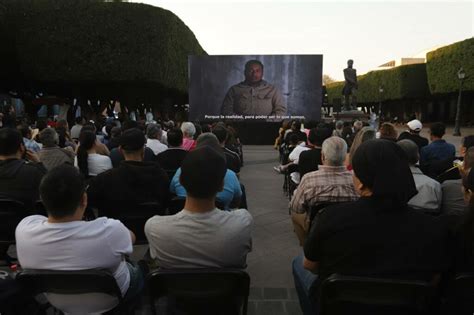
[334,110,369,123]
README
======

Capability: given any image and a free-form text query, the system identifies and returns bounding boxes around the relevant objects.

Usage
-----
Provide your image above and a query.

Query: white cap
[407,119,422,132]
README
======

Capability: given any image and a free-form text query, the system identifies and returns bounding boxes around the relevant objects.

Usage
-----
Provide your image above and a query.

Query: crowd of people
[1,110,474,314]
[275,118,474,314]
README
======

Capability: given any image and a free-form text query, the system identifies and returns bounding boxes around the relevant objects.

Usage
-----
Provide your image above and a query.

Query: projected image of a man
[221,60,287,117]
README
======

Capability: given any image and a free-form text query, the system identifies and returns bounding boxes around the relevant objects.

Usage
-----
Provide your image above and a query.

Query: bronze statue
[343,59,358,111]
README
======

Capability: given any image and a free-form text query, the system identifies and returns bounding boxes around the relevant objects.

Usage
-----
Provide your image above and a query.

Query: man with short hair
[15,165,144,305]
[397,119,429,151]
[221,60,286,116]
[420,122,455,164]
[38,127,75,170]
[212,125,241,174]
[290,136,359,245]
[146,123,168,155]
[0,128,46,210]
[397,139,442,213]
[87,128,169,214]
[145,145,252,268]
[156,128,187,173]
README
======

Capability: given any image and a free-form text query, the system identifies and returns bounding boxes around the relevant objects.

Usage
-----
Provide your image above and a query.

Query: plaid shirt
[290,165,359,214]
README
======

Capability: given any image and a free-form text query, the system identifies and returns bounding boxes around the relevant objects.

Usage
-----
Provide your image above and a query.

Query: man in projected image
[221,60,287,117]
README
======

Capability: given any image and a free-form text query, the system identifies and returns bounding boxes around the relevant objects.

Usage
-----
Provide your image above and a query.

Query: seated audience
[56,119,76,151]
[19,124,41,152]
[298,126,333,179]
[146,123,167,155]
[397,119,429,151]
[109,124,155,167]
[106,126,121,150]
[181,122,197,151]
[378,122,398,141]
[145,145,253,268]
[156,128,187,174]
[170,133,242,210]
[87,128,169,213]
[284,120,307,145]
[70,116,85,140]
[212,125,241,174]
[397,139,442,213]
[38,128,75,170]
[15,165,144,305]
[442,147,474,216]
[80,123,110,156]
[453,167,474,272]
[75,130,112,177]
[345,126,376,170]
[0,128,46,209]
[332,120,344,138]
[293,139,449,315]
[290,136,358,245]
[420,122,455,164]
[438,135,474,182]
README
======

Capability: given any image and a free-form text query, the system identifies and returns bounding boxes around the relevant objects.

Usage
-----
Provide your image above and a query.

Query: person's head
[379,122,398,141]
[397,139,419,166]
[179,146,226,200]
[56,119,69,131]
[181,122,196,139]
[39,127,59,148]
[212,126,228,145]
[110,126,121,139]
[460,135,474,158]
[430,122,446,140]
[309,127,332,147]
[351,139,417,205]
[321,136,347,167]
[335,120,344,130]
[40,165,87,220]
[291,120,301,132]
[0,128,24,159]
[244,60,264,85]
[146,123,162,140]
[75,116,85,125]
[407,119,422,134]
[77,131,97,177]
[121,119,138,132]
[289,133,299,146]
[348,127,376,164]
[119,128,146,161]
[196,132,221,150]
[18,124,32,139]
[347,59,354,68]
[353,120,363,133]
[167,128,184,148]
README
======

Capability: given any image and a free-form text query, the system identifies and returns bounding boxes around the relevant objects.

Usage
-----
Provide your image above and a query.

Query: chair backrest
[0,199,28,245]
[443,273,474,315]
[108,201,165,244]
[16,269,122,314]
[320,274,436,315]
[147,268,250,315]
[308,202,342,230]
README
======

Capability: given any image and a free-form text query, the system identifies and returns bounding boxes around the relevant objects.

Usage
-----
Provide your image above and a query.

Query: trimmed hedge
[426,38,474,94]
[327,64,430,104]
[2,0,206,101]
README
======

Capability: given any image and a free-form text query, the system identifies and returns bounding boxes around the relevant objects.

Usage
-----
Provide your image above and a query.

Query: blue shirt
[170,168,242,210]
[420,139,455,164]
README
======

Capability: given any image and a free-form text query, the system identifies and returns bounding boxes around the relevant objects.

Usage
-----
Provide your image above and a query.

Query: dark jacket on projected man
[221,80,287,117]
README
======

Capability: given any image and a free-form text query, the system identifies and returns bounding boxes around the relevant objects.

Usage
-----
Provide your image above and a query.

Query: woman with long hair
[345,126,376,170]
[76,130,112,177]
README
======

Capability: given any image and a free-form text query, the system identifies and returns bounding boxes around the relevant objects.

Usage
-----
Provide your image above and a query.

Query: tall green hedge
[426,38,474,94]
[326,63,429,104]
[2,0,206,100]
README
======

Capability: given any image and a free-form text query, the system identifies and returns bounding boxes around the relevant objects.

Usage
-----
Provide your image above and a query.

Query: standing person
[397,119,429,151]
[221,60,286,116]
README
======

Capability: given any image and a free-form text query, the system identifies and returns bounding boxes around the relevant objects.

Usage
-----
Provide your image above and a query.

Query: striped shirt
[290,165,359,214]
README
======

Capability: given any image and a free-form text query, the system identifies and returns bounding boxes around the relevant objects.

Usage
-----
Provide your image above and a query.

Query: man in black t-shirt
[298,126,332,179]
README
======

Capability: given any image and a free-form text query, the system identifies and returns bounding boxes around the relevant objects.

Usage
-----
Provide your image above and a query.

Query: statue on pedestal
[342,59,358,111]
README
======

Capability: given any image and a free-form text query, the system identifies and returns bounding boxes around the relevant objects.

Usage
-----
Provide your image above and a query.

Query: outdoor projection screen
[188,55,323,122]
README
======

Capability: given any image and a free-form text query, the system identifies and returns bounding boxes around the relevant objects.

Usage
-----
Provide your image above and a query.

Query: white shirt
[146,139,168,155]
[288,143,311,164]
[15,216,133,296]
[74,153,112,176]
[145,208,253,269]
[408,166,442,212]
